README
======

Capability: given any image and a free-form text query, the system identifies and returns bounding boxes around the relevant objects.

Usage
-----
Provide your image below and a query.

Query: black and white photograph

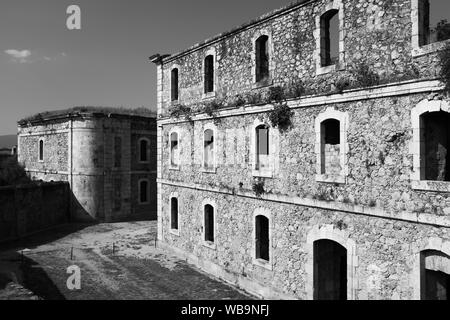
[0,0,450,311]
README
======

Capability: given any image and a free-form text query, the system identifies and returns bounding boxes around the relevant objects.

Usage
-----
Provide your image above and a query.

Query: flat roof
[18,106,157,126]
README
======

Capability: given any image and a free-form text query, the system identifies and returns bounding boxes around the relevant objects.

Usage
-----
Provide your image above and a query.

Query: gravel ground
[0,221,253,300]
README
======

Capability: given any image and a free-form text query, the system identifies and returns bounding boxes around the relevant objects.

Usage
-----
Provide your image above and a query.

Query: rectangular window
[419,0,450,46]
[113,178,122,211]
[204,205,214,243]
[171,68,179,101]
[204,55,214,94]
[114,137,122,168]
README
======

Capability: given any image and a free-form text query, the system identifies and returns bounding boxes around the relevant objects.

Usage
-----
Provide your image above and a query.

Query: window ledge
[139,201,150,205]
[201,167,217,174]
[252,78,273,90]
[252,258,273,271]
[411,180,450,193]
[171,100,180,105]
[412,39,450,58]
[202,92,216,100]
[315,174,346,184]
[203,241,216,250]
[316,64,337,76]
[169,166,180,171]
[252,169,273,178]
[170,229,180,237]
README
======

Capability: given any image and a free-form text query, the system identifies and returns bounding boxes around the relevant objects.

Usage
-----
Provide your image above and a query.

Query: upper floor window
[256,124,270,171]
[170,132,179,167]
[38,139,44,161]
[139,138,149,163]
[203,129,214,169]
[171,68,179,101]
[421,110,450,181]
[320,119,341,176]
[255,35,270,83]
[204,55,214,94]
[320,9,339,67]
[418,0,450,46]
[139,179,149,204]
[114,137,122,168]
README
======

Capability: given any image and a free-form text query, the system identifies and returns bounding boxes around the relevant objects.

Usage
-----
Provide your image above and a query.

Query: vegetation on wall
[252,178,265,198]
[268,103,294,132]
[352,63,380,88]
[169,104,194,123]
[439,43,450,94]
[435,19,450,42]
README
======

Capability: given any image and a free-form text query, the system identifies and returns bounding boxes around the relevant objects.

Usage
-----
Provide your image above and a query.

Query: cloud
[4,49,32,63]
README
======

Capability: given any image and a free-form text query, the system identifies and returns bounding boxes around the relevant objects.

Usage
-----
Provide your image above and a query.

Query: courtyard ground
[0,221,253,300]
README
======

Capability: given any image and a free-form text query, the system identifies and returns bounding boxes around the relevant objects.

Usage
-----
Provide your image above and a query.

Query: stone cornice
[157,79,444,126]
[158,178,450,228]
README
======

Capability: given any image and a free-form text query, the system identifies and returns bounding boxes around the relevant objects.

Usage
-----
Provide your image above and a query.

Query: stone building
[17,107,157,222]
[151,0,450,299]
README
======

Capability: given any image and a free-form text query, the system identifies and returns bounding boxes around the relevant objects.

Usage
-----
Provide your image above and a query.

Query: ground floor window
[421,250,450,300]
[171,197,178,230]
[255,215,269,261]
[204,204,214,242]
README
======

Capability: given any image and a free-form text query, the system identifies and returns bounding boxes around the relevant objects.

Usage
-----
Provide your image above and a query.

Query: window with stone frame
[139,180,149,204]
[114,137,122,168]
[255,35,270,83]
[204,204,214,243]
[203,129,214,169]
[255,215,269,262]
[139,139,149,162]
[170,132,179,167]
[320,119,341,175]
[320,9,339,67]
[418,0,450,47]
[421,111,450,181]
[256,125,270,171]
[171,197,178,230]
[204,55,214,94]
[38,139,44,161]
[171,68,179,101]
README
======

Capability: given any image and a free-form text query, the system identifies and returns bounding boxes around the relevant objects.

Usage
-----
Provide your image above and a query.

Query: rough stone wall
[159,0,443,114]
[0,182,69,243]
[18,115,157,222]
[161,92,450,217]
[324,144,341,175]
[160,184,450,300]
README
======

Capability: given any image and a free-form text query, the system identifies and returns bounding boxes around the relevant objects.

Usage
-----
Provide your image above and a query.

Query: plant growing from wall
[285,80,306,99]
[439,43,450,94]
[334,76,351,94]
[352,63,380,88]
[252,178,265,198]
[268,86,286,103]
[268,103,294,133]
[435,19,450,42]
[169,104,194,123]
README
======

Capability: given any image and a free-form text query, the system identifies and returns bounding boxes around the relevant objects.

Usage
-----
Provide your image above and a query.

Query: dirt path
[0,221,253,300]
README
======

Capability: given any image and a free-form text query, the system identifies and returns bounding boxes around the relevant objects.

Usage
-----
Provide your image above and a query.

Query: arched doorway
[421,250,450,300]
[313,239,347,300]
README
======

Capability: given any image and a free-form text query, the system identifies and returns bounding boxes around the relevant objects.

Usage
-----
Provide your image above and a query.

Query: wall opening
[421,111,450,181]
[39,139,44,161]
[171,197,178,230]
[256,125,270,170]
[313,239,347,300]
[420,250,450,300]
[113,178,122,212]
[320,119,341,175]
[140,139,148,162]
[203,129,214,169]
[320,9,339,67]
[170,132,179,167]
[204,204,214,243]
[114,137,122,168]
[139,180,149,204]
[171,68,179,101]
[204,55,214,94]
[255,215,269,261]
[255,35,269,82]
[418,0,450,46]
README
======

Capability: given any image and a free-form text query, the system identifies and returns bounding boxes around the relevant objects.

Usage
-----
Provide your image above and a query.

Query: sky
[0,0,294,135]
[0,1,449,135]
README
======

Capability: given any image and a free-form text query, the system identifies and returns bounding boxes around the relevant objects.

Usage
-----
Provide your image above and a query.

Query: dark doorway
[425,270,450,300]
[313,239,347,300]
[204,204,214,242]
[421,250,450,300]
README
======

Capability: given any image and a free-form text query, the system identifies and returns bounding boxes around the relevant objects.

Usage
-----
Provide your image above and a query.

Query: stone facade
[151,0,450,299]
[17,110,157,222]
